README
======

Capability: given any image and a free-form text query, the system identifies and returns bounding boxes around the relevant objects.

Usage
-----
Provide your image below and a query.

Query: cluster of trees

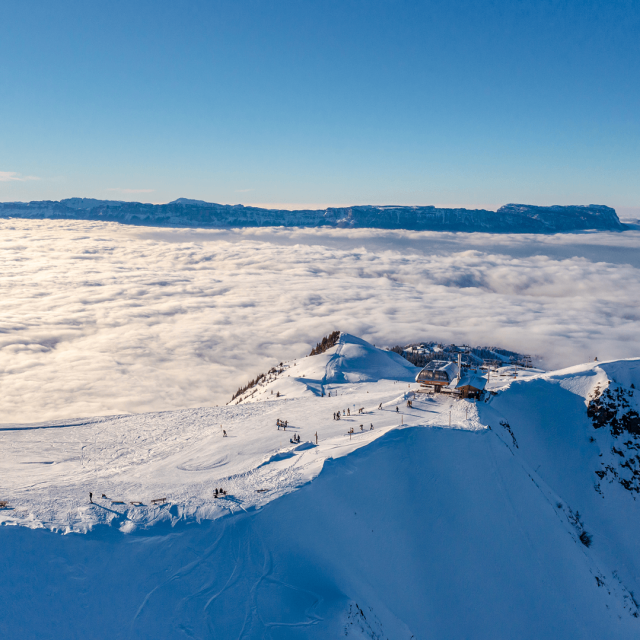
[230,363,285,403]
[309,331,341,356]
[231,372,266,401]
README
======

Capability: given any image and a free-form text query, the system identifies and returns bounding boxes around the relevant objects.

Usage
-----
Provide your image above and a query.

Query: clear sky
[1,0,638,212]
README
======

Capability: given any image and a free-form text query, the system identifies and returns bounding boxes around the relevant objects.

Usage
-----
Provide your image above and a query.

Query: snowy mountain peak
[168,198,212,206]
[324,332,418,384]
[231,333,418,404]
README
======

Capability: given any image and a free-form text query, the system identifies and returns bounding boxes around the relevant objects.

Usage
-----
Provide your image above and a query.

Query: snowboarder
[378,403,382,410]
[370,424,373,430]
[223,430,227,437]
[89,492,93,504]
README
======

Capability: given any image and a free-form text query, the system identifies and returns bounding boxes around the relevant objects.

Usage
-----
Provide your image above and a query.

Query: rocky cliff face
[0,199,625,232]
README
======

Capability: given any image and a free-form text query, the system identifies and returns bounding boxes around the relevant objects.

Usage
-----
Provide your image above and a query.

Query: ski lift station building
[415,360,459,390]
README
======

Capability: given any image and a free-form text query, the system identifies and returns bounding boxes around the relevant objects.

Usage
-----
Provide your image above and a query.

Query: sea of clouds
[2,219,639,423]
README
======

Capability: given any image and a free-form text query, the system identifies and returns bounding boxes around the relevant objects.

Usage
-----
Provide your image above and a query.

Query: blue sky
[1,0,638,211]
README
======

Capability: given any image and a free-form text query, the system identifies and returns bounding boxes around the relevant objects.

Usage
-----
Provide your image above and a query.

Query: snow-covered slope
[0,199,625,232]
[3,425,638,639]
[231,333,418,403]
[2,339,640,638]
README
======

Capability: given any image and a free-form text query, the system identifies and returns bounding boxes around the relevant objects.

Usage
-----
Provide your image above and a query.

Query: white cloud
[0,171,40,182]
[1,219,639,423]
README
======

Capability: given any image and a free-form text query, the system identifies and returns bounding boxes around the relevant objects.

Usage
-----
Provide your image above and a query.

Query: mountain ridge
[0,198,625,232]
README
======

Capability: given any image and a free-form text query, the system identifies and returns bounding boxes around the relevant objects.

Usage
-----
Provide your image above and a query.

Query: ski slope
[0,334,474,533]
[2,334,640,638]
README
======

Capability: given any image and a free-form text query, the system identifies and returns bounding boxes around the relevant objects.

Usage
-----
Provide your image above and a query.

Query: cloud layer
[0,171,39,182]
[1,220,639,423]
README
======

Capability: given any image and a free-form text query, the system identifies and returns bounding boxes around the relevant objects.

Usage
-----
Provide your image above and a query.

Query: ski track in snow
[1,334,492,533]
[0,381,481,533]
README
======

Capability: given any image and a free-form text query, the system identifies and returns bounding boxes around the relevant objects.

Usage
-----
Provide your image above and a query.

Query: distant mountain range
[0,198,626,232]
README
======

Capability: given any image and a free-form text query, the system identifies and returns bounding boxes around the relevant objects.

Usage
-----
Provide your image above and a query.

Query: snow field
[0,335,482,533]
[2,425,637,639]
[2,336,640,637]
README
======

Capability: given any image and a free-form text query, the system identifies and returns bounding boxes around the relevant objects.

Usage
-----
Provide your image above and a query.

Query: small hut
[451,372,487,399]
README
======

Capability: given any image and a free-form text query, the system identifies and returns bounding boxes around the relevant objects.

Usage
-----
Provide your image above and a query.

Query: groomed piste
[2,333,640,638]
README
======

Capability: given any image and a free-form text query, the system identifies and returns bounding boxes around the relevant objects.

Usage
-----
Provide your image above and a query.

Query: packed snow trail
[0,334,481,533]
[0,380,478,532]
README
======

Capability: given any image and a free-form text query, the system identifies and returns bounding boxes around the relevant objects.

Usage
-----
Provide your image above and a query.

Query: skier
[396,406,399,412]
[223,430,227,437]
[89,492,93,504]
[378,403,382,410]
[347,408,350,416]
[370,424,373,430]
